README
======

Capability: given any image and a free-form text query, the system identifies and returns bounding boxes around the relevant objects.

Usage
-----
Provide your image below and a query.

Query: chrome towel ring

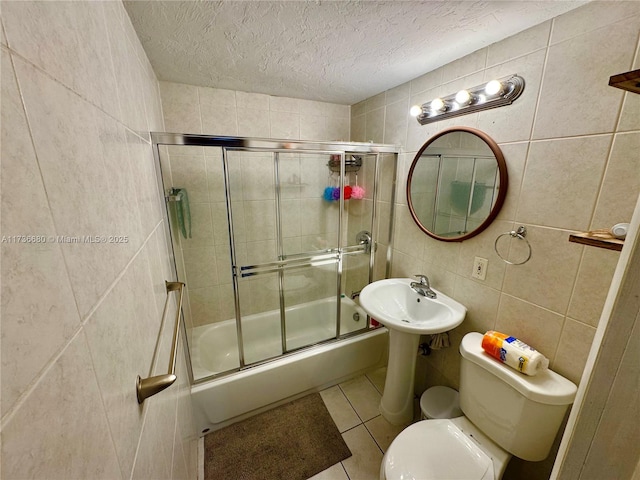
[494,226,532,265]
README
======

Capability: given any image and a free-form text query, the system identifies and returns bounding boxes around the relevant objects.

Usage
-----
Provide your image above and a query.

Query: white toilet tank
[459,332,577,462]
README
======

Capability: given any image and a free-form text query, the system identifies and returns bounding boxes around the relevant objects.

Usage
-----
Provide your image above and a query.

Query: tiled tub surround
[161,145,394,332]
[352,2,639,478]
[157,87,396,344]
[1,2,196,479]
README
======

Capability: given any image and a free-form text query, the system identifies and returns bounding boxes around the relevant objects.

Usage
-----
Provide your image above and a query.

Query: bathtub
[190,296,388,433]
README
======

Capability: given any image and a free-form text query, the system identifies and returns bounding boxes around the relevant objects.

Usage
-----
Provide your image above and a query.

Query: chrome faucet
[410,274,437,299]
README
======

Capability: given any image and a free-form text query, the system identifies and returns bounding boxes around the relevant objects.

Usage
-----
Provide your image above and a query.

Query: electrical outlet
[472,257,488,281]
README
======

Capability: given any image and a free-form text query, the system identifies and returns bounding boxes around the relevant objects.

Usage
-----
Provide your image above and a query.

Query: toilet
[381,332,577,480]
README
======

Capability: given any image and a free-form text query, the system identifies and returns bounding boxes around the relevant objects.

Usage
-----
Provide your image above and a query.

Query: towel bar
[136,281,185,404]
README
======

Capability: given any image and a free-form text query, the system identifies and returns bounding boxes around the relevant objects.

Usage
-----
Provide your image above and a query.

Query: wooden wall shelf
[569,232,624,251]
[609,69,640,95]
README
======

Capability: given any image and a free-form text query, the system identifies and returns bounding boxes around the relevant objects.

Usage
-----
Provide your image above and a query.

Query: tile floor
[308,366,413,480]
[199,366,418,480]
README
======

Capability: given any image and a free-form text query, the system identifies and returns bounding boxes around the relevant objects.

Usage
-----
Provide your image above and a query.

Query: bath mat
[204,393,352,480]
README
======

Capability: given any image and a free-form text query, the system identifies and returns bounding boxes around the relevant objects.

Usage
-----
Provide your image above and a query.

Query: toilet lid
[384,419,493,480]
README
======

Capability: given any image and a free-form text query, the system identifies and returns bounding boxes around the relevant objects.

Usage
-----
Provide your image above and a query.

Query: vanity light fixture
[410,74,525,125]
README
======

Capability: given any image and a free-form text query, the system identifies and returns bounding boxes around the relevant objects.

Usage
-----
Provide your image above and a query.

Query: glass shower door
[226,149,341,366]
[278,152,340,350]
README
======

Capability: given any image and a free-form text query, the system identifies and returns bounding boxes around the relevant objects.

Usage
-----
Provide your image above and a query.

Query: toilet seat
[382,419,494,480]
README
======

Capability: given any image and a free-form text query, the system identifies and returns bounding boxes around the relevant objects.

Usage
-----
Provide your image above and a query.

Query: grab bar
[136,281,185,404]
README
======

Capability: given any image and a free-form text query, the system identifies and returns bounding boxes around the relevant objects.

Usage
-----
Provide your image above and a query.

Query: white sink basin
[359,278,467,425]
[359,278,466,335]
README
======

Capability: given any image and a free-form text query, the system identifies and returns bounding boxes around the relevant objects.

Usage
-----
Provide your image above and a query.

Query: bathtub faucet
[410,274,437,299]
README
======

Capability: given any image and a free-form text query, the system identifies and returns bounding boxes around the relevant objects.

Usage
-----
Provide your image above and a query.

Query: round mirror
[407,127,508,242]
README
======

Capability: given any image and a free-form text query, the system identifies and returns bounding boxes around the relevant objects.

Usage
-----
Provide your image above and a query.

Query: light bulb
[455,89,472,105]
[430,98,446,112]
[485,80,503,96]
[409,105,423,117]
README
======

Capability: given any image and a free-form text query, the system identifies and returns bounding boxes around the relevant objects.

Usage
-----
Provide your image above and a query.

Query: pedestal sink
[359,278,466,425]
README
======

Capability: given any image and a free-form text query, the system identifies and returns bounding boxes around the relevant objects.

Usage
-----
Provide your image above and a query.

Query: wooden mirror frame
[406,126,508,242]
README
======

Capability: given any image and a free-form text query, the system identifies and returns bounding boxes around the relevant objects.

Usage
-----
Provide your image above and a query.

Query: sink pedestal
[380,329,421,425]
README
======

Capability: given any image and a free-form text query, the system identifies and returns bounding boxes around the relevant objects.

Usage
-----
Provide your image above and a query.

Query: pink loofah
[351,185,365,199]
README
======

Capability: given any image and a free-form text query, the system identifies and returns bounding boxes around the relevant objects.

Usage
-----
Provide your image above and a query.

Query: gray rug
[204,393,352,480]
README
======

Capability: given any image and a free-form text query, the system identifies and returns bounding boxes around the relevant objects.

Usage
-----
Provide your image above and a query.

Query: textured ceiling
[124,1,587,105]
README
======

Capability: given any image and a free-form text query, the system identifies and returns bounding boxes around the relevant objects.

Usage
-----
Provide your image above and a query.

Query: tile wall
[352,1,639,390]
[1,2,196,479]
[158,83,391,332]
[352,2,639,477]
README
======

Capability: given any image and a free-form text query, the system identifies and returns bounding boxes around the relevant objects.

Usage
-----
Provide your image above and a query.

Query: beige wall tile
[393,204,427,257]
[14,56,130,317]
[270,110,300,139]
[350,114,366,142]
[169,154,209,203]
[3,6,196,479]
[591,132,640,229]
[105,9,148,133]
[131,384,176,480]
[351,100,367,118]
[198,86,236,107]
[567,247,620,327]
[1,48,81,417]
[533,17,638,139]
[183,247,219,288]
[201,102,238,136]
[487,21,551,67]
[495,294,565,360]
[1,332,123,480]
[162,100,202,134]
[238,108,270,137]
[478,50,546,144]
[327,115,350,141]
[1,19,7,46]
[517,136,611,230]
[552,318,596,385]
[384,99,409,146]
[236,90,270,111]
[270,95,300,113]
[455,220,513,291]
[2,1,120,118]
[365,91,386,112]
[160,81,199,106]
[550,3,640,45]
[126,130,165,237]
[385,81,411,105]
[410,67,443,96]
[442,48,487,83]
[453,276,501,336]
[365,107,385,143]
[503,226,583,314]
[83,252,160,477]
[618,41,640,131]
[300,114,328,140]
[495,142,527,222]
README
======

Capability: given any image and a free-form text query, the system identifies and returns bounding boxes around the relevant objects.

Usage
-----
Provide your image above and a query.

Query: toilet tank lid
[460,333,577,405]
